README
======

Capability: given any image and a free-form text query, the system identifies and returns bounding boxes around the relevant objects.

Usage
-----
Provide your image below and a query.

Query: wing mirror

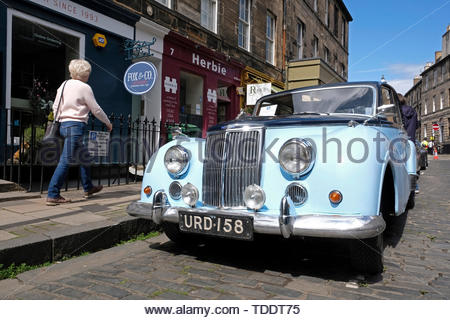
[377,104,395,112]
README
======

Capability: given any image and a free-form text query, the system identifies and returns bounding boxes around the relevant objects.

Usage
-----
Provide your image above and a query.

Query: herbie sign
[123,61,157,95]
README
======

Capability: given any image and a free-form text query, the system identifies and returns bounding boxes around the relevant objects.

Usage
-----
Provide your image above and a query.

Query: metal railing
[0,108,189,193]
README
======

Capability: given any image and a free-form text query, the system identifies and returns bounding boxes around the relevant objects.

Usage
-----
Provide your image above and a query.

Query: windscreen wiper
[293,111,330,116]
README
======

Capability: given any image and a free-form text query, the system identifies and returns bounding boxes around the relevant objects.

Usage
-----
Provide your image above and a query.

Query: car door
[380,85,410,214]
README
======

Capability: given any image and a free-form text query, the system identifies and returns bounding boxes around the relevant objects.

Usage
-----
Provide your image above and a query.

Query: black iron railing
[0,108,192,193]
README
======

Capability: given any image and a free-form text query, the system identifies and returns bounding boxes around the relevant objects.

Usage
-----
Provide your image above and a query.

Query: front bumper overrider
[127,192,385,240]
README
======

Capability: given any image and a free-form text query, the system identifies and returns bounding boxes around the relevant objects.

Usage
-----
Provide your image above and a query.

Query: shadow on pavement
[383,210,408,249]
[149,235,382,283]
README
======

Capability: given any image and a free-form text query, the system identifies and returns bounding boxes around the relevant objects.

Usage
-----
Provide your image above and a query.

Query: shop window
[265,12,275,64]
[179,71,204,135]
[11,15,80,118]
[201,0,217,33]
[238,0,250,51]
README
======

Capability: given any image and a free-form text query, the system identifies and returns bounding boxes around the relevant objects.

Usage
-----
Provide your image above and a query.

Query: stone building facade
[115,0,351,86]
[113,0,351,135]
[405,26,450,153]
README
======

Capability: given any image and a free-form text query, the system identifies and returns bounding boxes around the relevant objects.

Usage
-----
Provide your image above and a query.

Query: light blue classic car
[127,82,417,274]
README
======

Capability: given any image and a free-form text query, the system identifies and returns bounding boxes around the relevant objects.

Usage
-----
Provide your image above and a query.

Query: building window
[425,75,429,90]
[334,54,338,72]
[341,63,346,78]
[432,95,436,112]
[155,0,171,8]
[201,0,217,33]
[334,5,339,36]
[297,20,304,59]
[442,65,445,82]
[324,46,329,63]
[424,124,427,138]
[433,69,437,87]
[441,92,444,109]
[313,36,318,57]
[325,0,329,26]
[265,12,275,64]
[424,100,428,115]
[238,0,250,51]
[314,0,318,12]
[341,18,346,46]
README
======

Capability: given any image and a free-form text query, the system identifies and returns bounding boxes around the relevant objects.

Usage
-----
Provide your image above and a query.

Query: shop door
[179,71,203,137]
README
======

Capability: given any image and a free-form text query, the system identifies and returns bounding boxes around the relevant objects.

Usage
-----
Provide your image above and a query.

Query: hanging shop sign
[246,83,272,105]
[123,61,158,95]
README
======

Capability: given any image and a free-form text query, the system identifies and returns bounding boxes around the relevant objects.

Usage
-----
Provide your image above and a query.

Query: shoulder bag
[41,80,68,145]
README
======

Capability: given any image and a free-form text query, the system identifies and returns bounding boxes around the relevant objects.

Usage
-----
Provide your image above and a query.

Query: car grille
[202,129,264,207]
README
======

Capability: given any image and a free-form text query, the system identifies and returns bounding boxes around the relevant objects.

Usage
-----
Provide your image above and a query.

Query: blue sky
[345,0,450,94]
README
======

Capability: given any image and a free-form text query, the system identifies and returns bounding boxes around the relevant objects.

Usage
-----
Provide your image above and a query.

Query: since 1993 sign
[123,61,157,95]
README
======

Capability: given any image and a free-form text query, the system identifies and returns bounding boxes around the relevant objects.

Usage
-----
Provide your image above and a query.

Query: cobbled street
[1,158,449,300]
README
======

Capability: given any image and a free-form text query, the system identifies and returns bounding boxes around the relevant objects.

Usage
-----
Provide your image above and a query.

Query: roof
[337,0,353,22]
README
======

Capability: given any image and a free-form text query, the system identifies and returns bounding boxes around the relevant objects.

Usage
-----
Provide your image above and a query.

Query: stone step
[0,179,24,193]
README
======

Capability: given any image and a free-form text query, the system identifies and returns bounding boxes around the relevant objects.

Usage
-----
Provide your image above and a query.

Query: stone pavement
[0,183,155,266]
[0,157,448,300]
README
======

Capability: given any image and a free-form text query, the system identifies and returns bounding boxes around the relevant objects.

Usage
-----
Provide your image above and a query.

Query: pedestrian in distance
[398,93,420,194]
[46,59,112,206]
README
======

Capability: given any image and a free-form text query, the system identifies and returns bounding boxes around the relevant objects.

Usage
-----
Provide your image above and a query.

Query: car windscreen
[255,86,375,116]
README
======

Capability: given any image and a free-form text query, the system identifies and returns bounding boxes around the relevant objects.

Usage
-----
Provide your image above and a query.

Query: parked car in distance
[127,82,417,274]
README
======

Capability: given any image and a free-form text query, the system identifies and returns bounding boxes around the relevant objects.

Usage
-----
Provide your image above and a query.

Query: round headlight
[181,183,199,207]
[278,138,314,176]
[243,184,266,210]
[164,146,190,176]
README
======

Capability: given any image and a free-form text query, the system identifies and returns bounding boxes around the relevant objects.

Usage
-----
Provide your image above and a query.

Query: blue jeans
[48,121,94,198]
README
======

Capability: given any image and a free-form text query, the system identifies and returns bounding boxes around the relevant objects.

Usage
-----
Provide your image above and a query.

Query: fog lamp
[181,183,199,207]
[329,190,343,204]
[243,184,266,210]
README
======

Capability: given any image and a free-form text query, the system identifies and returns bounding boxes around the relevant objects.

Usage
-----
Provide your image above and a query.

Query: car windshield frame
[253,85,378,117]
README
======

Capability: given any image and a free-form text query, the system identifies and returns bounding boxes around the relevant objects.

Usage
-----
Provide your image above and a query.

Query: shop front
[0,0,139,160]
[161,32,243,138]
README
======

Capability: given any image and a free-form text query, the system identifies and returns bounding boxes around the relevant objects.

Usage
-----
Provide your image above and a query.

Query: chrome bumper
[127,194,385,240]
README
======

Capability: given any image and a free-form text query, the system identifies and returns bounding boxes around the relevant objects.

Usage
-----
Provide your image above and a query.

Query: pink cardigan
[52,79,111,125]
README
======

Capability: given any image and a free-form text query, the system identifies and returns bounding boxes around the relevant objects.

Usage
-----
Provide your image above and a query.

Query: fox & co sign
[123,61,157,95]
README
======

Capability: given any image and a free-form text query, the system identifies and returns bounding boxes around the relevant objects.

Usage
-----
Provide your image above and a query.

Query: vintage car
[127,81,417,274]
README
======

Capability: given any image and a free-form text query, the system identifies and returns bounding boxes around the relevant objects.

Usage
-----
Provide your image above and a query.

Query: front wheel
[350,234,384,274]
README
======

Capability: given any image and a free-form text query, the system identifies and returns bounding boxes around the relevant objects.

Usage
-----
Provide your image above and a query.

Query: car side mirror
[377,104,396,120]
[377,104,395,112]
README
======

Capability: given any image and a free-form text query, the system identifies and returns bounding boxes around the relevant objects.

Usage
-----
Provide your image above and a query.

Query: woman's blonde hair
[69,59,91,80]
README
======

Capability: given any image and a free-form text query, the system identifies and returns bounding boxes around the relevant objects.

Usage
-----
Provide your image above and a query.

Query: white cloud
[387,79,414,94]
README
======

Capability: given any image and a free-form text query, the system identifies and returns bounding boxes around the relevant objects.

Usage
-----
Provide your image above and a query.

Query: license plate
[179,211,253,240]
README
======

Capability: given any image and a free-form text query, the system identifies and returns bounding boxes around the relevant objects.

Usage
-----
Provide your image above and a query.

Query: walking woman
[46,59,112,205]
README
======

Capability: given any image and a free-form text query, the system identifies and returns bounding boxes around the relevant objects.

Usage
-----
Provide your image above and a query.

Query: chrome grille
[202,129,263,207]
